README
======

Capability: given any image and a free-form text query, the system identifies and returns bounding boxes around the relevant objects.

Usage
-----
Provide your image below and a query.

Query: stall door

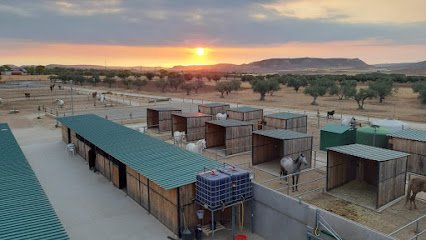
[111,163,120,187]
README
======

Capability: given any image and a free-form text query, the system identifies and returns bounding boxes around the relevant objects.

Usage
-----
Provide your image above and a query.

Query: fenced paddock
[326,144,409,211]
[388,129,426,176]
[263,112,308,133]
[252,129,313,174]
[205,119,254,156]
[171,112,212,141]
[198,102,230,115]
[146,107,181,132]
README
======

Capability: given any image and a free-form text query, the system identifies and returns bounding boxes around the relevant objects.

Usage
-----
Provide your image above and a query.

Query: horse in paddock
[327,110,335,119]
[280,153,307,192]
[186,139,206,154]
[406,178,426,210]
[173,131,186,147]
[24,93,30,98]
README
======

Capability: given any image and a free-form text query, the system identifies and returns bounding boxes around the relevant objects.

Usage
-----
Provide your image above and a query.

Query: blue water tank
[218,166,252,203]
[196,170,232,210]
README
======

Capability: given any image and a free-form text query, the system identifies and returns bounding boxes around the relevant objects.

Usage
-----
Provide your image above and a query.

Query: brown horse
[406,178,426,210]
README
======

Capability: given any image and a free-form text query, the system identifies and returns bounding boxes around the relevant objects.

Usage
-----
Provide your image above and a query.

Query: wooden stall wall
[390,138,426,176]
[206,123,225,148]
[227,109,263,122]
[263,116,307,133]
[377,157,407,208]
[147,109,159,129]
[172,115,186,133]
[282,136,313,169]
[252,134,282,165]
[126,166,141,204]
[225,125,253,155]
[327,151,357,190]
[199,105,230,115]
[149,181,179,234]
[147,109,181,131]
[186,116,212,141]
[61,125,68,143]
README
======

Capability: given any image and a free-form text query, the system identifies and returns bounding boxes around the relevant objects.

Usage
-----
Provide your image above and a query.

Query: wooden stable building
[226,107,263,123]
[205,119,254,155]
[198,102,230,115]
[327,144,409,210]
[58,114,222,236]
[171,112,212,141]
[388,129,426,176]
[147,107,181,132]
[252,129,313,170]
[263,112,308,133]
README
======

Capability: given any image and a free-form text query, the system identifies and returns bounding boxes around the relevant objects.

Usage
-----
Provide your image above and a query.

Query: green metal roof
[388,129,426,142]
[228,106,262,113]
[265,112,306,120]
[172,112,212,118]
[357,126,390,135]
[321,124,351,134]
[328,144,409,162]
[0,123,69,240]
[57,114,222,190]
[199,102,229,107]
[148,106,181,111]
[254,129,311,140]
[207,119,254,127]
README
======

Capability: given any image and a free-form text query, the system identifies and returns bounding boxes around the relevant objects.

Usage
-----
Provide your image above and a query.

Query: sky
[0,0,425,67]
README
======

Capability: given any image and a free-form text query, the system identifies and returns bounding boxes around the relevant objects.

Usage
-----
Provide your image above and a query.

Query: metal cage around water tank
[218,166,252,203]
[196,170,232,210]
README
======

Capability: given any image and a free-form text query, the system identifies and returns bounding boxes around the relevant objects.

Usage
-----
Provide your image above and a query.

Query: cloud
[0,3,33,17]
[251,13,268,21]
[51,0,123,16]
[262,0,426,24]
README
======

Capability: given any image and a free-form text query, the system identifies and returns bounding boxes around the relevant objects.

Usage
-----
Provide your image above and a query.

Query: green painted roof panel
[0,123,68,240]
[58,114,222,190]
[265,112,306,120]
[228,106,262,113]
[388,129,426,142]
[199,103,229,107]
[172,112,212,118]
[148,107,181,111]
[254,129,311,140]
[357,126,390,135]
[207,119,254,127]
[328,143,409,161]
[321,124,351,134]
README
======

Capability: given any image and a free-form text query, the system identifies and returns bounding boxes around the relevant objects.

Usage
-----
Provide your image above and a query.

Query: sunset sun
[195,48,205,56]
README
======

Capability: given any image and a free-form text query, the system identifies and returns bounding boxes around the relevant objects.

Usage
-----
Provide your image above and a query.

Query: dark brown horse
[406,178,426,210]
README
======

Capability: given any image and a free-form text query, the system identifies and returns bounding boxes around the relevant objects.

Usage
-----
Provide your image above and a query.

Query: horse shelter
[171,112,212,141]
[226,107,263,128]
[263,112,308,133]
[147,107,181,132]
[388,129,426,176]
[252,129,313,175]
[326,144,409,211]
[198,102,230,115]
[58,114,226,237]
[205,119,254,156]
[320,124,356,151]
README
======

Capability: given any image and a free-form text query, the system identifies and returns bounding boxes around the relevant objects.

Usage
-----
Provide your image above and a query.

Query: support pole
[211,210,215,240]
[232,206,236,238]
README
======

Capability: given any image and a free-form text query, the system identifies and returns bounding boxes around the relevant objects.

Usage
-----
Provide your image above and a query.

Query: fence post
[313,151,317,168]
[416,220,419,240]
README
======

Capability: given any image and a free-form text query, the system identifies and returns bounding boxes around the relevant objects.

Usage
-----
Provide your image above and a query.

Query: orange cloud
[0,39,425,66]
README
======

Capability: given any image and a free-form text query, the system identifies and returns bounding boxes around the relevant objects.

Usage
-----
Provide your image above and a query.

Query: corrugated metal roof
[0,123,69,240]
[148,106,181,111]
[357,126,390,135]
[207,119,254,127]
[321,124,351,134]
[199,102,229,107]
[388,129,426,142]
[57,114,222,190]
[265,112,306,120]
[254,129,311,140]
[228,106,262,113]
[172,112,212,118]
[328,144,409,162]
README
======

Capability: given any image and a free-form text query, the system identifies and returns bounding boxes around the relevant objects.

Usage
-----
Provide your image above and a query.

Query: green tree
[103,77,116,88]
[168,74,184,91]
[304,80,328,105]
[194,79,205,93]
[73,75,85,86]
[133,78,147,90]
[287,77,308,92]
[158,69,168,79]
[155,78,168,92]
[212,74,221,82]
[354,88,376,110]
[90,75,101,86]
[267,78,281,96]
[145,72,155,81]
[241,75,255,82]
[35,65,45,75]
[412,81,426,104]
[122,78,132,89]
[181,82,195,95]
[333,80,357,100]
[183,73,193,81]
[368,78,393,103]
[250,77,279,101]
[216,81,228,98]
[229,79,241,92]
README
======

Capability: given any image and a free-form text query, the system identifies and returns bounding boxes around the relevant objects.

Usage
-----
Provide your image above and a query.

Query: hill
[374,61,426,75]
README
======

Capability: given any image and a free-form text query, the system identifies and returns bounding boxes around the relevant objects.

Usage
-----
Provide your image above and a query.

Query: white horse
[186,139,206,154]
[216,113,227,120]
[55,99,64,108]
[173,131,186,146]
[280,153,308,192]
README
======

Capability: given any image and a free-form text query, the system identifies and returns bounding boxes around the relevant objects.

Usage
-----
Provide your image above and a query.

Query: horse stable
[58,114,223,236]
[326,144,409,211]
[252,129,313,173]
[146,107,181,132]
[262,112,308,133]
[198,102,230,115]
[171,112,212,141]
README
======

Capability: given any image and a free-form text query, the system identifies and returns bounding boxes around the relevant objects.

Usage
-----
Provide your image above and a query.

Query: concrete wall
[251,183,392,240]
